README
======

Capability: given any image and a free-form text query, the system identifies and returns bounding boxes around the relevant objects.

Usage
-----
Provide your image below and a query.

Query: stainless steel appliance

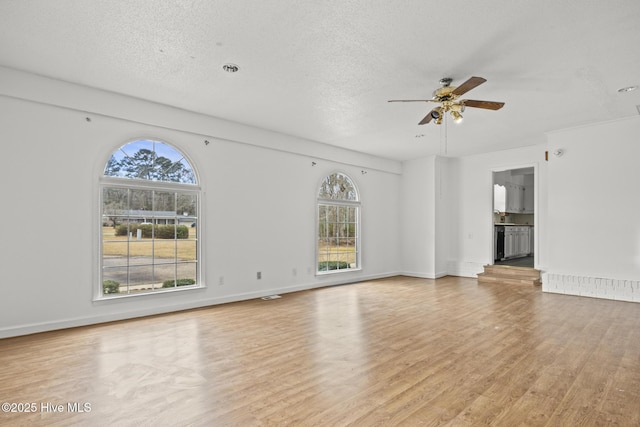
[495,225,505,261]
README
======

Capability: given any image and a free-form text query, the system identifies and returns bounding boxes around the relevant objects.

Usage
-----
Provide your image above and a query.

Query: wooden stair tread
[478,273,541,286]
[483,265,540,277]
[478,265,541,287]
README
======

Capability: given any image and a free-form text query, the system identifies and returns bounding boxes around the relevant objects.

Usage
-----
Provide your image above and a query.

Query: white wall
[544,117,640,301]
[443,116,640,303]
[400,155,452,278]
[2,66,638,338]
[400,156,436,277]
[446,145,548,277]
[434,156,453,276]
[0,68,401,338]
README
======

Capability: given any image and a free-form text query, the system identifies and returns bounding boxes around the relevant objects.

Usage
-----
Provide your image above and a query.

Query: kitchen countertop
[494,223,533,226]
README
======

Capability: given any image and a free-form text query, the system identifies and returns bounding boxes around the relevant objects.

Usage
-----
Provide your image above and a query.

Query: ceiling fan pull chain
[444,113,448,156]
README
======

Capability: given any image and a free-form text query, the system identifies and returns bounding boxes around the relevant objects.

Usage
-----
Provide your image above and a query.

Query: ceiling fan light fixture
[451,111,463,123]
[430,107,444,124]
[450,103,465,113]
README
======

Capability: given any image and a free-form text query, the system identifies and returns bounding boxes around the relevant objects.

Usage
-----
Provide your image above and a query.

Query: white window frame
[96,141,202,300]
[316,172,361,275]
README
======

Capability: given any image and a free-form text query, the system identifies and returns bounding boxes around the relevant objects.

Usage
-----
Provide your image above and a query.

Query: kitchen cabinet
[505,182,525,213]
[529,226,534,255]
[494,168,534,214]
[504,226,530,258]
[517,227,529,255]
[523,184,534,214]
[493,184,506,212]
[504,227,513,258]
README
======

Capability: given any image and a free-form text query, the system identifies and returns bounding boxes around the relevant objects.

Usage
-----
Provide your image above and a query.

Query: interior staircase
[477,264,541,287]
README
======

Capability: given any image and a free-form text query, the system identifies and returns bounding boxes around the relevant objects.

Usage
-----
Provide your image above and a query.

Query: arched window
[99,139,200,298]
[317,172,361,273]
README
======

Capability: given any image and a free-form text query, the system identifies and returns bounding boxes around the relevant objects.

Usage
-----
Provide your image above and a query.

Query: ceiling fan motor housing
[433,86,456,101]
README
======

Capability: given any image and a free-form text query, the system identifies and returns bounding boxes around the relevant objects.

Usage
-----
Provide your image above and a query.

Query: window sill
[93,284,205,302]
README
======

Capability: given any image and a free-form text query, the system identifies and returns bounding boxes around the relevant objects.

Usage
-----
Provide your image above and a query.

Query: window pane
[120,142,155,180]
[177,263,197,286]
[128,240,153,265]
[154,191,176,214]
[177,240,196,261]
[128,266,156,291]
[102,267,127,296]
[102,224,121,240]
[318,206,327,233]
[102,188,129,227]
[104,140,196,184]
[130,189,153,221]
[177,193,197,217]
[102,242,128,266]
[318,173,358,201]
[155,239,176,264]
[347,206,356,222]
[327,205,337,221]
[340,206,348,224]
[154,264,177,289]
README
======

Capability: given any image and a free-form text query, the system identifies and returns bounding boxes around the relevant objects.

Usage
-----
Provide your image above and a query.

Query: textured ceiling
[1,0,639,160]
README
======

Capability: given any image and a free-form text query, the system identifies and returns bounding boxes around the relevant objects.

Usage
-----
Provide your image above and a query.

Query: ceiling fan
[389,76,504,125]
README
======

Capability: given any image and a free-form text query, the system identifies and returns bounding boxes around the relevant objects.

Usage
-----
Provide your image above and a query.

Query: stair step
[477,272,541,287]
[477,265,542,287]
[483,265,541,279]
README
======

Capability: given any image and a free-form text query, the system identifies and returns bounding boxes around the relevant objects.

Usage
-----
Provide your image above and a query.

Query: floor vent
[261,295,282,300]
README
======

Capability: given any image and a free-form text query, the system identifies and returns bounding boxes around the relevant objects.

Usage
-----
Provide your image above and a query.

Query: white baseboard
[542,272,640,303]
[447,261,485,278]
[400,271,448,279]
[0,272,401,339]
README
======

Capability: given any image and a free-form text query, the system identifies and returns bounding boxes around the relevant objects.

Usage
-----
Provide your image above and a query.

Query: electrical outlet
[257,271,262,280]
[219,276,224,286]
[292,268,297,277]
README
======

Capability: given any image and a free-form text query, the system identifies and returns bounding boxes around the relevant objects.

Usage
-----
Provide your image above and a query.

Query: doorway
[492,167,535,268]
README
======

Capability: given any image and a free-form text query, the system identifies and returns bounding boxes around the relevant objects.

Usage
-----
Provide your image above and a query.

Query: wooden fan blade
[461,99,505,110]
[451,76,486,96]
[418,110,437,125]
[388,99,436,103]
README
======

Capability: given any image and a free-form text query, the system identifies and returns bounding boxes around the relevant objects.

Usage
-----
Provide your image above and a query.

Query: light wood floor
[2,276,640,426]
